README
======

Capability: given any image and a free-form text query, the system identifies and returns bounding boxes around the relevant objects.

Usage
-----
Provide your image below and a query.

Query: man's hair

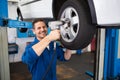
[32,19,46,29]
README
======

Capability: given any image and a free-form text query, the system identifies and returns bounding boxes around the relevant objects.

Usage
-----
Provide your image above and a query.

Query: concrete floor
[10,52,94,80]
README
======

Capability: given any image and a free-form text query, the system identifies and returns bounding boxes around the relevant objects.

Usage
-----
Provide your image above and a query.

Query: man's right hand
[48,30,60,41]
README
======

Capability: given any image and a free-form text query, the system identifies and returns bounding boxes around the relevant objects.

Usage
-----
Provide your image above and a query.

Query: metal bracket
[0,18,32,28]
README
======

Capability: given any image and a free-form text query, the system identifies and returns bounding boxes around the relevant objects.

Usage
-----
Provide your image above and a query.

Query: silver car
[18,0,120,49]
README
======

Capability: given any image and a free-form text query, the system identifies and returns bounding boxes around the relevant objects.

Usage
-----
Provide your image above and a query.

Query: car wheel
[58,0,96,50]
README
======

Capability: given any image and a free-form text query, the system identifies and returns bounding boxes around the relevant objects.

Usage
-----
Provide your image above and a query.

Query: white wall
[7,1,18,43]
[8,1,34,63]
[9,37,34,62]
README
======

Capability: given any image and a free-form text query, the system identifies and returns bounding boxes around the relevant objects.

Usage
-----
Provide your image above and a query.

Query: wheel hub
[60,7,79,42]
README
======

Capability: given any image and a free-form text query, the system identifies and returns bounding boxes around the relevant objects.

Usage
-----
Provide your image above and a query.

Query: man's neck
[37,37,44,41]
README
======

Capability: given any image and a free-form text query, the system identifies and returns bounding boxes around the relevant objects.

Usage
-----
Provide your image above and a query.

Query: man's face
[33,21,48,40]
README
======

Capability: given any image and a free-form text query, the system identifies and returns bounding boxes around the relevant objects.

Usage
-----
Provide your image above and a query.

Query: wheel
[17,8,28,33]
[58,0,96,50]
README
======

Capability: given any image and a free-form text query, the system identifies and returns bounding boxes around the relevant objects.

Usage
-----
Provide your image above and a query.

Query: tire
[58,0,96,50]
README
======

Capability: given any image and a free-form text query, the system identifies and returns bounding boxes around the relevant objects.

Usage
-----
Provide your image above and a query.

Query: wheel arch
[52,0,97,25]
[52,0,67,20]
[87,0,97,25]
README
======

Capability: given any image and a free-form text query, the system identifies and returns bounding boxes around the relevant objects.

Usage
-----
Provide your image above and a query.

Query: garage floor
[10,52,94,80]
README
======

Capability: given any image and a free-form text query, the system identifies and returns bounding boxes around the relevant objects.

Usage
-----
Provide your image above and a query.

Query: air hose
[41,42,56,80]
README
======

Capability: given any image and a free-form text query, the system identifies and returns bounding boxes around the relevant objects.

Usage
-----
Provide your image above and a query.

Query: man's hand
[64,49,72,60]
[48,30,60,41]
[32,29,61,56]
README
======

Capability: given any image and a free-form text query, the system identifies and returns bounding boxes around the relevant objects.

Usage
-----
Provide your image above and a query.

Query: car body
[18,0,120,49]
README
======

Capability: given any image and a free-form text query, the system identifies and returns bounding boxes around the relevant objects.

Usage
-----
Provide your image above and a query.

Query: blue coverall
[22,37,66,80]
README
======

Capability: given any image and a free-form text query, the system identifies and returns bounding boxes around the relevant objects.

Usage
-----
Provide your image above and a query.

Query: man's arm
[32,30,60,56]
[64,49,72,60]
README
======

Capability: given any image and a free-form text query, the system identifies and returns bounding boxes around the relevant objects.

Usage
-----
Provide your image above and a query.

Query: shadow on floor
[10,52,94,80]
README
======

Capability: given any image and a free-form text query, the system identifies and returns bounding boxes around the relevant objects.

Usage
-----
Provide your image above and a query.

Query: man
[22,19,72,80]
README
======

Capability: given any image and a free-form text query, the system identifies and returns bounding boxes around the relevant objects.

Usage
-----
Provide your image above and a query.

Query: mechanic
[22,19,72,80]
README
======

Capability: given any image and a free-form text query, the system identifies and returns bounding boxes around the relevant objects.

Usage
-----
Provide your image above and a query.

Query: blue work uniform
[22,37,66,80]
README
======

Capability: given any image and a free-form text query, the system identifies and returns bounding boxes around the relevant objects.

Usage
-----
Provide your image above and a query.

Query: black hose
[41,50,56,80]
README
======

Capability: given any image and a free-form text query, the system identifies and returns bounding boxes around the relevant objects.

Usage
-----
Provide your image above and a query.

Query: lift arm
[0,18,32,28]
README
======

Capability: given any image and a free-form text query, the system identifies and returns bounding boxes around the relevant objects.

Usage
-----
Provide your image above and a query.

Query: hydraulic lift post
[0,0,10,80]
[103,29,119,80]
[0,0,32,80]
[94,28,120,80]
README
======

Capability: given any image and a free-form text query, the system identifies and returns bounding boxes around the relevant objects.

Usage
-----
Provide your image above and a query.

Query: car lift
[0,0,120,80]
[86,28,120,80]
[94,28,120,80]
[0,0,32,80]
